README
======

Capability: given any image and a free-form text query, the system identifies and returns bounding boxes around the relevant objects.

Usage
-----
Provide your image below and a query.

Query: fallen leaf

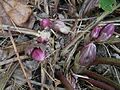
[1,0,32,26]
[0,3,12,25]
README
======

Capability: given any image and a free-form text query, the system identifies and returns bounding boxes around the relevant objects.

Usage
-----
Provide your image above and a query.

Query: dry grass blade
[109,45,120,54]
[14,76,50,90]
[54,0,59,12]
[0,55,28,66]
[0,63,19,90]
[64,42,78,72]
[79,0,99,16]
[8,30,33,90]
[44,0,49,15]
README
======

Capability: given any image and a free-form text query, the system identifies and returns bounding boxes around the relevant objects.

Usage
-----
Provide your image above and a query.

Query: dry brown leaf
[23,15,35,29]
[0,3,12,25]
[1,0,32,26]
[0,1,34,29]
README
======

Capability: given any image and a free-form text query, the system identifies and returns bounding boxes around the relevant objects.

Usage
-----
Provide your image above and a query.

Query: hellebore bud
[91,26,101,39]
[80,43,96,66]
[31,48,45,61]
[40,19,52,29]
[37,31,51,43]
[53,20,70,34]
[97,23,115,42]
[37,37,48,44]
[26,46,45,62]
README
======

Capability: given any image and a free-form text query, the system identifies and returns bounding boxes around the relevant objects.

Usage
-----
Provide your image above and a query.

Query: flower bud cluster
[80,24,115,66]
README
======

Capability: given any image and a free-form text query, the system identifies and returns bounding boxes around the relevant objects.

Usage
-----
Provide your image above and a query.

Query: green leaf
[99,0,117,12]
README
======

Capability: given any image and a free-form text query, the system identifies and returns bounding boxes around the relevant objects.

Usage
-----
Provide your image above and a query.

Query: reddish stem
[55,71,74,90]
[82,78,115,90]
[82,70,120,90]
[93,57,120,67]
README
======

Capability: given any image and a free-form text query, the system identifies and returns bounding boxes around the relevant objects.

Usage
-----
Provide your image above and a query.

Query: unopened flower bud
[37,31,51,43]
[53,20,70,34]
[40,19,52,29]
[31,48,45,61]
[80,43,96,66]
[37,37,48,44]
[91,26,101,39]
[97,23,115,42]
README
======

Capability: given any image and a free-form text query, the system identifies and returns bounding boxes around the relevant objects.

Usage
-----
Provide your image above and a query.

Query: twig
[36,16,96,21]
[0,24,40,36]
[42,67,55,81]
[51,17,96,21]
[41,63,46,90]
[0,55,28,66]
[64,42,78,72]
[8,30,34,90]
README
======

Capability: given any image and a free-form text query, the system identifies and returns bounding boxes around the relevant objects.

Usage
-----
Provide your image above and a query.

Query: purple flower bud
[80,43,96,66]
[36,31,51,43]
[31,48,45,61]
[40,19,52,29]
[37,37,48,43]
[97,24,115,42]
[91,26,101,39]
[53,20,70,34]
